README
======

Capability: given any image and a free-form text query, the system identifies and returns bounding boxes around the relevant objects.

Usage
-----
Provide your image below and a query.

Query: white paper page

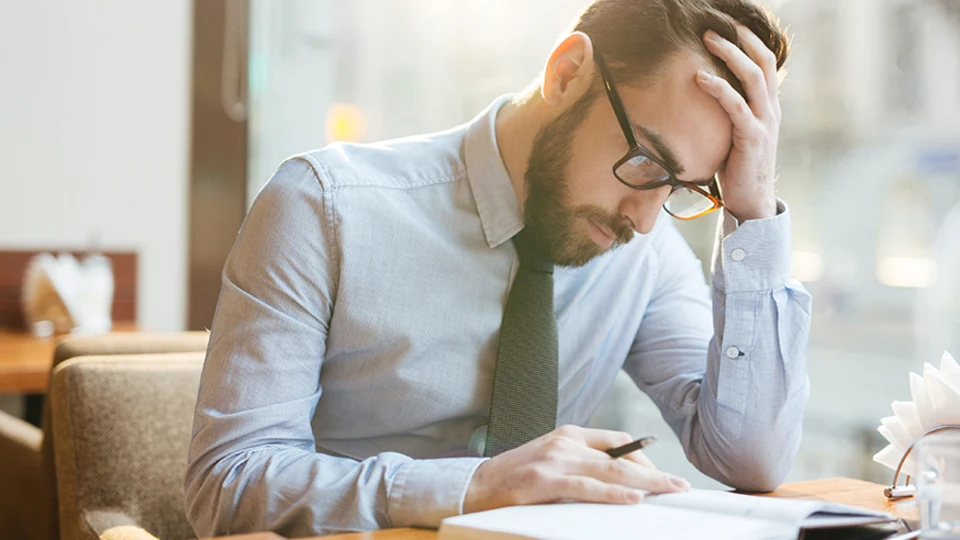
[802,514,898,529]
[438,502,797,540]
[645,490,894,527]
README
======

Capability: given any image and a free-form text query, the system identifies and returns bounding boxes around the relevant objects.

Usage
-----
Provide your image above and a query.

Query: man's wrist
[712,199,792,293]
[387,457,488,528]
[463,459,492,514]
[723,196,777,223]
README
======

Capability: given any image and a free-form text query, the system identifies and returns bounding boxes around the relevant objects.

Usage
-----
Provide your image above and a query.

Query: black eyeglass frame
[593,48,723,220]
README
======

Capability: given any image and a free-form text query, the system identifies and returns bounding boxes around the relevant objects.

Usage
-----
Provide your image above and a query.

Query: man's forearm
[683,203,811,490]
[683,284,811,491]
[184,427,486,537]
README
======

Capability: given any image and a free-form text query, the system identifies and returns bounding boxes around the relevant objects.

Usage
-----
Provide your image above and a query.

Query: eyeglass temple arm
[593,50,640,147]
[709,177,722,200]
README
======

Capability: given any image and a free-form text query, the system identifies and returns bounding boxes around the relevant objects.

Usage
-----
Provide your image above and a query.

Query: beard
[522,93,636,268]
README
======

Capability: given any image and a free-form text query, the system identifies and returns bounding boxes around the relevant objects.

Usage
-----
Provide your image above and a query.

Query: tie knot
[512,228,554,274]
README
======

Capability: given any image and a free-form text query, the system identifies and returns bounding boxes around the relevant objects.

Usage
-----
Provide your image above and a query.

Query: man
[185,0,811,536]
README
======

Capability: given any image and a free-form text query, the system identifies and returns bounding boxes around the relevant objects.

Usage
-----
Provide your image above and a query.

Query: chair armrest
[98,526,159,540]
[0,410,47,540]
[0,408,42,451]
[85,511,160,540]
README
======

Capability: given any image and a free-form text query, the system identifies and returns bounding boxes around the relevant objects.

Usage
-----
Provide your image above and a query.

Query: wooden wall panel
[187,0,249,331]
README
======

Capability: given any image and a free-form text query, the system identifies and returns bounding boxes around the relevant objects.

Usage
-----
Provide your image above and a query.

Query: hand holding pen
[464,425,690,515]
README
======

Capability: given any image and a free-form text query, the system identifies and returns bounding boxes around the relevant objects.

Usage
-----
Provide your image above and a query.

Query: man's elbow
[183,458,231,539]
[717,384,809,492]
[725,458,791,493]
[721,434,799,493]
[689,423,801,492]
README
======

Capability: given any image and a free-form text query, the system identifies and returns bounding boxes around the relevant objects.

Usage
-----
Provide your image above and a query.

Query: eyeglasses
[594,49,723,221]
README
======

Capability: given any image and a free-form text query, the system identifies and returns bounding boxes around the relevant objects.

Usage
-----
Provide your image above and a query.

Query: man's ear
[541,31,595,108]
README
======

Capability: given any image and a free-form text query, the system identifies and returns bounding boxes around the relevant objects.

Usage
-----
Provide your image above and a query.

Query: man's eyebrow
[633,123,685,176]
[634,123,716,185]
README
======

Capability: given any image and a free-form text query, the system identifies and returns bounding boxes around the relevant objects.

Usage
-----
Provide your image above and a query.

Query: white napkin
[873,351,960,477]
[21,252,115,334]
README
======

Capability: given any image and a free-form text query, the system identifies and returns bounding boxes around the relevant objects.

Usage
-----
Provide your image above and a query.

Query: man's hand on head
[463,425,689,514]
[696,23,782,223]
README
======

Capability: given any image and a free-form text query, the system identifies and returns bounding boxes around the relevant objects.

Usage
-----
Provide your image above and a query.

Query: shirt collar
[464,94,525,249]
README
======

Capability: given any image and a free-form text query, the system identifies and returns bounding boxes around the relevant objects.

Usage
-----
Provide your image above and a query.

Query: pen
[606,436,657,458]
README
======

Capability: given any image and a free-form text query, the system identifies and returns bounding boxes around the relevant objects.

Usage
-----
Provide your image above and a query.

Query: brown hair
[571,0,789,98]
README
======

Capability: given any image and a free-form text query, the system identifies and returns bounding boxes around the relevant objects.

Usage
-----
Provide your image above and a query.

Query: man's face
[524,52,733,267]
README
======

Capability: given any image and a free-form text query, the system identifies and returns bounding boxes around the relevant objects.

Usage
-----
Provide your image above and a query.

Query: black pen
[605,436,657,458]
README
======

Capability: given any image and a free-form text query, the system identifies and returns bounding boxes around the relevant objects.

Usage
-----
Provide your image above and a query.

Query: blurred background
[1,0,959,488]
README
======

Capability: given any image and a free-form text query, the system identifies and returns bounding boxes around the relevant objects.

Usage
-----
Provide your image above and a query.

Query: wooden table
[0,329,59,393]
[760,477,910,517]
[0,323,137,393]
[205,477,914,539]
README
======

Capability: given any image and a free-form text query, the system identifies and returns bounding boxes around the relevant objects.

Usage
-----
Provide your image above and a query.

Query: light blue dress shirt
[184,96,812,538]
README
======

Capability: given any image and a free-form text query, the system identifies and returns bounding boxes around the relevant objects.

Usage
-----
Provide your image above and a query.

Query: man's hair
[571,0,789,98]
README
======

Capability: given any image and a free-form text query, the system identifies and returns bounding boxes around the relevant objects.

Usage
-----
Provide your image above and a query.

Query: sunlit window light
[326,103,368,143]
[791,251,824,283]
[876,257,938,288]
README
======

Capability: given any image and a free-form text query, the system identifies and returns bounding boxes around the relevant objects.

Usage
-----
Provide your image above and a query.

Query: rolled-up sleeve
[183,157,485,538]
[623,202,811,492]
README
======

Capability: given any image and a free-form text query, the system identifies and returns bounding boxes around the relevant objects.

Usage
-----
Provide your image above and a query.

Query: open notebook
[438,489,898,540]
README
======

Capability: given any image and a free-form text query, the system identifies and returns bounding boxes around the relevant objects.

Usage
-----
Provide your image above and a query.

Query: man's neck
[494,92,546,212]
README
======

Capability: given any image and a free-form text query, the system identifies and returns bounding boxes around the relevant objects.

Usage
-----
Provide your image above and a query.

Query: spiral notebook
[438,489,898,540]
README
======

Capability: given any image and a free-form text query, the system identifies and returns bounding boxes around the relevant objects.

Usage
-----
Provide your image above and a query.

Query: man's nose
[620,185,671,234]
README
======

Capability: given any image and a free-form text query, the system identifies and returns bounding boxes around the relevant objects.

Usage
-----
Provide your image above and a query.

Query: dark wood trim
[187,0,250,330]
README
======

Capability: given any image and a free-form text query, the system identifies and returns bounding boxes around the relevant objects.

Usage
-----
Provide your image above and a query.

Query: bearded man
[185,0,811,536]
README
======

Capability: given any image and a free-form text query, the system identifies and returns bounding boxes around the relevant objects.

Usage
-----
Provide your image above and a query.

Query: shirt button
[725,346,741,359]
[731,248,746,262]
[468,425,488,457]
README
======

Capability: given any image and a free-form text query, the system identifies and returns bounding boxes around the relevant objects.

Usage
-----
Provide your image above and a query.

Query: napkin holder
[884,424,960,499]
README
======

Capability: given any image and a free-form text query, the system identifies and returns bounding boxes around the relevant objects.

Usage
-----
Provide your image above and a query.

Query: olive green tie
[484,228,558,457]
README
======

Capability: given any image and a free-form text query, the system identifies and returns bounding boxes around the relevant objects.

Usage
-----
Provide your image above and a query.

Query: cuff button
[469,425,488,457]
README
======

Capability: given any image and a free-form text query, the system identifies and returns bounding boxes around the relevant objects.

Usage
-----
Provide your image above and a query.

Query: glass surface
[916,431,960,538]
[247,0,960,489]
[615,154,671,186]
[666,187,720,220]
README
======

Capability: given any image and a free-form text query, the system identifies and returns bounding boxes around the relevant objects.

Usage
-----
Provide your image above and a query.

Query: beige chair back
[49,353,204,540]
[36,332,210,540]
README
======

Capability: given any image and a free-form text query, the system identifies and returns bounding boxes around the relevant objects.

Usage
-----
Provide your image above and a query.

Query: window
[889,1,922,114]
[246,0,960,488]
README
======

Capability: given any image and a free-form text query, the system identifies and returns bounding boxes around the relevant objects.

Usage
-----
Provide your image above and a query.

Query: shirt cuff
[711,199,792,293]
[387,457,488,529]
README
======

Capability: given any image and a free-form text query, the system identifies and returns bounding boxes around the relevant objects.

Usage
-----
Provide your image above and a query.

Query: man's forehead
[615,56,733,181]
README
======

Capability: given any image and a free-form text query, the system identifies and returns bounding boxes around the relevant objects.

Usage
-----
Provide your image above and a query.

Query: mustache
[574,206,635,244]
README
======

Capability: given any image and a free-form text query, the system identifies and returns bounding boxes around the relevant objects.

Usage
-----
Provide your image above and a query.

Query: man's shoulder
[293,125,469,193]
